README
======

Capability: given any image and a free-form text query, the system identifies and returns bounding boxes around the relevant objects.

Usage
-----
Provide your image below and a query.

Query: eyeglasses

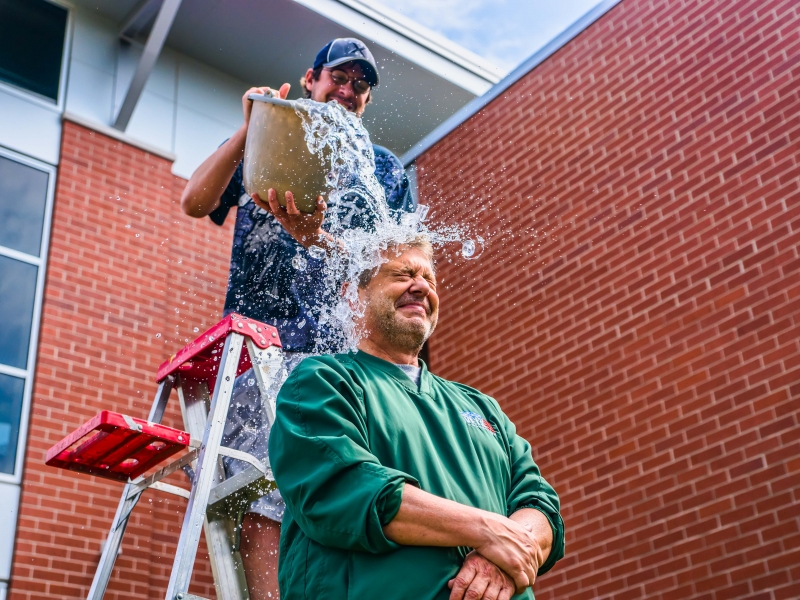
[325,69,371,95]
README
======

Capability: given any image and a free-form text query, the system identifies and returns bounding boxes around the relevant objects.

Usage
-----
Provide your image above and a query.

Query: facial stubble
[365,289,437,354]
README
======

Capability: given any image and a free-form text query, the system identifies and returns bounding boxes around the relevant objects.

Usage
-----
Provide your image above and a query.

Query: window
[0,150,54,479]
[0,374,24,475]
[0,154,49,256]
[0,0,68,101]
[0,257,37,371]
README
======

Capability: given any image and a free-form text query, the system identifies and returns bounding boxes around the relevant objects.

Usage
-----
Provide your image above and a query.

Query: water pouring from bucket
[243,94,483,352]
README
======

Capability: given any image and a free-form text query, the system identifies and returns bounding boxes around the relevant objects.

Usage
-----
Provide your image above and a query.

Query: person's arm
[503,410,565,576]
[509,508,553,556]
[447,552,514,600]
[253,190,338,250]
[180,84,290,218]
[383,484,546,594]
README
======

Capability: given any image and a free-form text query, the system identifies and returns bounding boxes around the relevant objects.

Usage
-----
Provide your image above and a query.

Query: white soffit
[291,0,499,95]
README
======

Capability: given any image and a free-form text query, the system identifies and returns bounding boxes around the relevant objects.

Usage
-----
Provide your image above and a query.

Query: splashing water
[291,252,307,272]
[293,99,482,353]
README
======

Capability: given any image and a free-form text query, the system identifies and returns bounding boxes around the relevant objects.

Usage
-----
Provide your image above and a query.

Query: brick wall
[418,0,800,598]
[9,121,233,599]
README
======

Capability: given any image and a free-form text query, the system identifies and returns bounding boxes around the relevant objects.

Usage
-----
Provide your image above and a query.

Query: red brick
[9,122,227,600]
[418,0,800,598]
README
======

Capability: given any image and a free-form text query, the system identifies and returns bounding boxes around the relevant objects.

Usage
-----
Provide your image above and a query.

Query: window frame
[0,146,57,484]
[0,0,73,111]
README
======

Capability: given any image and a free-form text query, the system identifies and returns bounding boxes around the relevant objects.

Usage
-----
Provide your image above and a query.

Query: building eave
[292,0,499,95]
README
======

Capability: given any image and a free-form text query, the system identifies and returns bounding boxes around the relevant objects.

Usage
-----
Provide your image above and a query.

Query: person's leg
[240,513,281,599]
[230,354,307,598]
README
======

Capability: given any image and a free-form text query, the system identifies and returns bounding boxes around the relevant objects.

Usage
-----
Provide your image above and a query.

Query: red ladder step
[46,411,190,482]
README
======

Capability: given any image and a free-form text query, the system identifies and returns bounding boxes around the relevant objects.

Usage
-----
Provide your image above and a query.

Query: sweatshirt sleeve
[503,414,566,575]
[268,357,417,554]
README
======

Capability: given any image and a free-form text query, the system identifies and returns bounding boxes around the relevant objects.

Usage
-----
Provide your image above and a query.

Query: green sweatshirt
[269,350,565,600]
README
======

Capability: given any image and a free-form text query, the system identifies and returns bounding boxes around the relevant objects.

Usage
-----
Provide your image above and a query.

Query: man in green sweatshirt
[268,238,565,600]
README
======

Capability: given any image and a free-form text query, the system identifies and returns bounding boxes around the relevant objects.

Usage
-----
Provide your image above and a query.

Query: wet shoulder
[371,144,410,210]
[289,353,368,387]
[372,144,401,167]
[372,145,403,183]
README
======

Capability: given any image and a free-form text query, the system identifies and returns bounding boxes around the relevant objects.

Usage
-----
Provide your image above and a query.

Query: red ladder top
[156,313,282,384]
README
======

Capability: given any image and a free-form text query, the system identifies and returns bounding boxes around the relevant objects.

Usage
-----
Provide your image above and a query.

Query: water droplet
[193,327,199,332]
[461,236,484,260]
[155,333,161,338]
[292,253,307,271]
[308,245,326,260]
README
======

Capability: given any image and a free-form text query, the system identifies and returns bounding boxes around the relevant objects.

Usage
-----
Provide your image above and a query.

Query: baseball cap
[313,38,379,86]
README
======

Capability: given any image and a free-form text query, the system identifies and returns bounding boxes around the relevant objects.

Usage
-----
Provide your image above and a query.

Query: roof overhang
[293,0,500,94]
[70,0,501,156]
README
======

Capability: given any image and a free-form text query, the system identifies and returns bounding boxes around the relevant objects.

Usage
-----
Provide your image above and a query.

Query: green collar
[353,349,431,395]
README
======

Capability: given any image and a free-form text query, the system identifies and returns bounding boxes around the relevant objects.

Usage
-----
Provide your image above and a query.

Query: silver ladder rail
[85,324,284,600]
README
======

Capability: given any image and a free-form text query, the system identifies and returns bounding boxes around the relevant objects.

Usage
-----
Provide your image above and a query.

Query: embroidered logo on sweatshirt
[460,411,497,436]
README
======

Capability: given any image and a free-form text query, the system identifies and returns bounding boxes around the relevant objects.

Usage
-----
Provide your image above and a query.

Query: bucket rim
[249,93,309,111]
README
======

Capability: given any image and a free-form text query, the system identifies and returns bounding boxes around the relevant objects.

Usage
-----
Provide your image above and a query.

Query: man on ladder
[180,38,416,597]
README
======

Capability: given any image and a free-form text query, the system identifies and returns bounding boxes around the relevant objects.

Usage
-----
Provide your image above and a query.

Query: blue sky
[375,0,606,75]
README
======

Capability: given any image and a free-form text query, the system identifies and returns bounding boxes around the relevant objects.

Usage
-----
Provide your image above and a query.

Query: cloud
[374,0,605,74]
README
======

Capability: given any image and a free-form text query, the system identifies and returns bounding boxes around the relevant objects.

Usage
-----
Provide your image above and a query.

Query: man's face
[305,62,370,116]
[358,246,439,354]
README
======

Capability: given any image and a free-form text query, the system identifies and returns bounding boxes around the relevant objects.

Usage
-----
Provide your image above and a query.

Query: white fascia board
[292,0,495,95]
[335,0,501,82]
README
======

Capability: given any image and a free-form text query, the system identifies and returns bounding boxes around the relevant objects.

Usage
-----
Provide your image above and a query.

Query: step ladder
[46,313,285,600]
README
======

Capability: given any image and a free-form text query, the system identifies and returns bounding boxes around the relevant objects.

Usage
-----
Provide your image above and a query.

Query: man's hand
[448,552,515,600]
[383,486,549,595]
[253,190,328,249]
[473,515,545,594]
[241,83,290,125]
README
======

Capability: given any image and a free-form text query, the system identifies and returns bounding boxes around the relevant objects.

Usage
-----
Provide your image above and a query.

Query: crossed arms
[386,485,553,600]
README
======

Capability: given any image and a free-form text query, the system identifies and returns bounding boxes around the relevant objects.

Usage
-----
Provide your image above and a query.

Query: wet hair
[300,64,372,104]
[357,236,435,288]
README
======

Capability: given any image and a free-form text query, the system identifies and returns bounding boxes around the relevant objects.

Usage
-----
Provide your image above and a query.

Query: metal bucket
[242,93,327,214]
